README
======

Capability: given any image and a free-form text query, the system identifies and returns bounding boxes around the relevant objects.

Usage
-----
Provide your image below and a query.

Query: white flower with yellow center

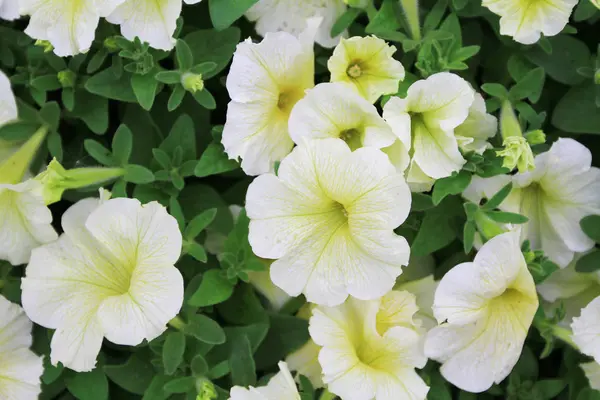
[106,0,201,51]
[0,295,44,400]
[328,36,405,103]
[463,138,600,267]
[19,0,124,56]
[572,296,600,362]
[424,232,538,393]
[482,0,576,44]
[0,0,19,20]
[222,23,317,176]
[246,138,411,306]
[309,291,429,400]
[245,0,346,48]
[288,82,409,171]
[21,194,184,372]
[455,93,497,154]
[383,72,474,192]
[228,361,300,400]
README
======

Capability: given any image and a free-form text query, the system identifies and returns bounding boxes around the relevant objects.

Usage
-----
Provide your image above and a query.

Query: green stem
[552,325,578,350]
[319,389,337,400]
[168,315,187,331]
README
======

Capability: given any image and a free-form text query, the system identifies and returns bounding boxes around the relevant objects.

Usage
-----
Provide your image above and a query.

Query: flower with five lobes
[482,0,576,44]
[21,192,184,372]
[328,36,406,103]
[106,0,203,51]
[424,232,539,393]
[0,0,18,20]
[288,82,409,172]
[222,21,318,176]
[245,0,346,48]
[228,361,300,400]
[309,291,429,399]
[0,295,44,400]
[383,72,475,192]
[463,138,600,267]
[246,138,412,306]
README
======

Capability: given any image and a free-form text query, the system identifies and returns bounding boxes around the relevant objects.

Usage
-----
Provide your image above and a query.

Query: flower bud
[35,40,54,53]
[181,73,204,93]
[57,70,76,88]
[196,380,217,400]
[497,101,535,173]
[524,129,546,146]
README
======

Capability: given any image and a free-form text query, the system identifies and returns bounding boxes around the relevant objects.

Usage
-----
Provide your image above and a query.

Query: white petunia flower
[228,361,300,400]
[19,0,124,56]
[0,295,44,400]
[0,0,19,20]
[288,82,409,171]
[581,362,600,391]
[106,0,200,51]
[222,22,317,176]
[537,257,600,326]
[424,232,538,393]
[383,72,474,192]
[0,69,18,127]
[572,296,600,363]
[482,0,576,44]
[246,138,411,306]
[309,292,429,400]
[463,138,600,267]
[0,180,58,265]
[245,0,346,48]
[396,275,438,331]
[21,195,184,372]
[327,36,405,103]
[454,93,497,154]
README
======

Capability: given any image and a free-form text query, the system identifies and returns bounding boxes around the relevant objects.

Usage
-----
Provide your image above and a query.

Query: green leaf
[142,375,171,400]
[463,221,476,253]
[84,140,114,166]
[575,249,600,273]
[152,148,172,169]
[163,332,186,375]
[155,70,181,84]
[163,377,196,394]
[481,83,509,99]
[71,91,109,135]
[331,8,362,37]
[432,170,472,205]
[525,35,590,86]
[533,379,566,399]
[190,61,218,75]
[185,208,218,239]
[423,0,448,32]
[184,27,241,79]
[229,335,256,386]
[195,143,239,177]
[184,314,227,344]
[168,85,186,111]
[112,125,133,165]
[131,72,158,111]
[481,182,513,211]
[104,355,155,395]
[485,211,528,224]
[577,388,600,400]
[193,89,217,109]
[124,164,155,184]
[175,39,194,70]
[411,196,464,257]
[85,69,137,102]
[188,269,235,307]
[366,0,401,34]
[254,314,310,369]
[67,367,109,400]
[186,242,208,262]
[552,85,600,134]
[411,193,434,211]
[160,113,197,161]
[580,215,600,242]
[208,0,259,30]
[509,67,545,103]
[191,355,209,376]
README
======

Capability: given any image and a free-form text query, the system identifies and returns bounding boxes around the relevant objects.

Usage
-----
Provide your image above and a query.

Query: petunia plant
[1,0,600,399]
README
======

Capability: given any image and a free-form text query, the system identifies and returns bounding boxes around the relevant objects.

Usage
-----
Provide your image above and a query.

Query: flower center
[339,128,363,151]
[347,63,363,78]
[277,88,303,115]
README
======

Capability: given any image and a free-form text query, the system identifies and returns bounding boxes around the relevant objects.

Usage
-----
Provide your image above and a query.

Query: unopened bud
[35,40,54,53]
[181,73,204,93]
[524,130,546,146]
[497,136,535,173]
[57,70,76,88]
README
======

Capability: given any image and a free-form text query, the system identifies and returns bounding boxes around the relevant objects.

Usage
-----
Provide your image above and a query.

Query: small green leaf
[482,182,513,211]
[131,73,158,110]
[190,355,209,376]
[104,355,155,395]
[31,74,62,91]
[67,367,109,400]
[124,164,155,184]
[208,0,259,30]
[195,143,238,177]
[509,67,545,104]
[411,193,434,211]
[163,332,186,376]
[481,83,509,100]
[155,70,181,84]
[168,85,186,111]
[193,89,216,109]
[576,249,600,273]
[84,140,114,166]
[533,379,566,399]
[485,210,529,224]
[463,221,476,253]
[163,376,196,394]
[175,39,194,70]
[186,242,207,262]
[432,170,472,205]
[112,125,133,165]
[581,215,600,243]
[184,314,226,344]
[152,148,172,169]
[188,269,235,307]
[190,62,218,75]
[229,335,256,387]
[185,208,218,239]
[331,7,362,37]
